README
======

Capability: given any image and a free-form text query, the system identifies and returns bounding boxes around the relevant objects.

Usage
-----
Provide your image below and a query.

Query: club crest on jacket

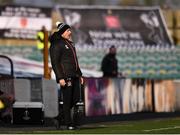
[65,45,69,49]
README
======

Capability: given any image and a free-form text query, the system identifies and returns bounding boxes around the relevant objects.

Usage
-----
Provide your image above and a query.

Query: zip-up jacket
[49,32,82,83]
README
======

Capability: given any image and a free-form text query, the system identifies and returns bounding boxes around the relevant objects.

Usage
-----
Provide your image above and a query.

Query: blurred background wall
[0,0,179,77]
[0,0,180,46]
[5,0,180,8]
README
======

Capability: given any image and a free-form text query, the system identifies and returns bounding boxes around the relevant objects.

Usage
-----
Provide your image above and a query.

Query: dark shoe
[67,126,75,130]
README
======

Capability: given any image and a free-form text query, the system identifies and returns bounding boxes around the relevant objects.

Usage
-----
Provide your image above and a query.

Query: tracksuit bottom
[61,77,81,126]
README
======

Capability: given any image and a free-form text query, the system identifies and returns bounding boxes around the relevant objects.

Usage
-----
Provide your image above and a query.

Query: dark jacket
[101,53,118,77]
[49,32,82,83]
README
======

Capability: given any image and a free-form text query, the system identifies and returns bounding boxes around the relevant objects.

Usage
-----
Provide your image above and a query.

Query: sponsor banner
[85,78,176,116]
[154,80,175,112]
[59,6,172,47]
[57,6,179,79]
[0,5,52,39]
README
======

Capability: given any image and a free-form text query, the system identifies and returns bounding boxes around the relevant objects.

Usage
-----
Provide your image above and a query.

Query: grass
[1,117,180,134]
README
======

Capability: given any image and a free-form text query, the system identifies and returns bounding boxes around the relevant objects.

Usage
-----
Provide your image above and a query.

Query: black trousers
[61,77,81,126]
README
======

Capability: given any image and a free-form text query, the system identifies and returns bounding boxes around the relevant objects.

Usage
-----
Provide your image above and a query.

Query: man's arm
[49,44,65,83]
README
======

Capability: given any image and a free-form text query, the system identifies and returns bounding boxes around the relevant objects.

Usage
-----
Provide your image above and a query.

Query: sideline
[144,126,180,132]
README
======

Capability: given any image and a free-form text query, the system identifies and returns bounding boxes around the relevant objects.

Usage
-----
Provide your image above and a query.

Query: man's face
[61,28,72,40]
[110,47,116,55]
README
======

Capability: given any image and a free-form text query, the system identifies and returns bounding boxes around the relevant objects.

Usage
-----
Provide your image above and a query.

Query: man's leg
[72,78,85,127]
[72,78,81,105]
[62,84,73,127]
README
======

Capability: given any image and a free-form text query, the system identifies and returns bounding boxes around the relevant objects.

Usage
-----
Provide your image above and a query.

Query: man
[101,45,118,77]
[0,90,5,111]
[37,26,50,53]
[0,90,14,124]
[49,21,83,130]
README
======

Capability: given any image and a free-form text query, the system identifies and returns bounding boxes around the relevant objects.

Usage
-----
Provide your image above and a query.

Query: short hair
[109,45,116,50]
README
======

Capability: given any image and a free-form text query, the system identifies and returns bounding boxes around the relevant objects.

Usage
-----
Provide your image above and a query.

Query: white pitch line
[144,126,180,132]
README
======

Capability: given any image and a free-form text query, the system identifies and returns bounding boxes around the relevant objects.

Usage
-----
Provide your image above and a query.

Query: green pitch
[1,117,180,134]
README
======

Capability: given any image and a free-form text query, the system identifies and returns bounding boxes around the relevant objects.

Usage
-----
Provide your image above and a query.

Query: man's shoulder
[104,54,111,58]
